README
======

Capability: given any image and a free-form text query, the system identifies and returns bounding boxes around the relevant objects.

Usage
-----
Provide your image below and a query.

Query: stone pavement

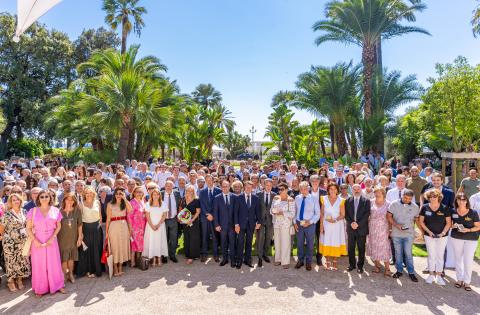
[0,257,479,315]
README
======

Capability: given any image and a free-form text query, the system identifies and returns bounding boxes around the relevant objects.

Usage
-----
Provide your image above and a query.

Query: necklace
[64,207,74,228]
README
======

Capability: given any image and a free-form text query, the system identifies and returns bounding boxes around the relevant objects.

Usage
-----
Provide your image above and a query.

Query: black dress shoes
[214,256,220,263]
[347,266,355,272]
[220,260,228,266]
[200,255,207,263]
[236,262,242,269]
[316,255,323,267]
[357,268,364,274]
[231,261,236,268]
[170,256,178,263]
[306,263,312,271]
[245,261,254,268]
[258,259,263,268]
[409,274,418,282]
[393,272,403,279]
[262,256,271,263]
[295,261,304,269]
[161,256,168,264]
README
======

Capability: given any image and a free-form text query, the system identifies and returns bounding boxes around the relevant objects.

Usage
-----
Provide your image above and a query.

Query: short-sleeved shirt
[460,178,480,199]
[451,209,479,241]
[419,204,450,235]
[388,200,420,238]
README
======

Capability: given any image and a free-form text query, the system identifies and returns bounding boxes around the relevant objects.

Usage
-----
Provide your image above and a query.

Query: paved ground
[0,257,479,315]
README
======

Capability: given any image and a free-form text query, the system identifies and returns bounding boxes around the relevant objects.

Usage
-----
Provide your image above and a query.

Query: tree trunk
[121,15,128,54]
[320,139,327,156]
[329,122,335,157]
[160,143,165,160]
[117,125,129,163]
[0,121,14,158]
[374,39,385,153]
[334,124,348,156]
[127,117,135,159]
[362,44,376,121]
[349,127,358,159]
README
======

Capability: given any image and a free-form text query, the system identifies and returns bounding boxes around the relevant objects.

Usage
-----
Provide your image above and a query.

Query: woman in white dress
[320,183,347,271]
[143,188,168,266]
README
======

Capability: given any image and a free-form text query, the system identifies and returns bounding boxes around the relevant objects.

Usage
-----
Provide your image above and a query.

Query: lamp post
[249,126,257,154]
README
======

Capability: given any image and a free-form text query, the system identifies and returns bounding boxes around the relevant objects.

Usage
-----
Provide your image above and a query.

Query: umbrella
[13,0,63,42]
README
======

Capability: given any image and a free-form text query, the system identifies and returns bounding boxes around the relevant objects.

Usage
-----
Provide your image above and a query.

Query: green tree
[224,130,251,158]
[472,0,480,37]
[265,102,298,159]
[199,104,235,158]
[103,0,147,54]
[0,13,74,157]
[313,0,429,121]
[192,83,223,109]
[294,62,360,157]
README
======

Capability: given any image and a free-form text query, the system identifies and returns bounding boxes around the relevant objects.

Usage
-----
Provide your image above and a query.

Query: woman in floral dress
[0,194,31,292]
[366,187,392,277]
[128,186,146,267]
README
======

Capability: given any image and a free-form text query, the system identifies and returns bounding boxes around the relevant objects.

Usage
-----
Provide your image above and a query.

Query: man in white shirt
[285,163,298,186]
[386,175,407,203]
[155,163,172,189]
[469,184,480,217]
[38,168,51,190]
[161,180,181,263]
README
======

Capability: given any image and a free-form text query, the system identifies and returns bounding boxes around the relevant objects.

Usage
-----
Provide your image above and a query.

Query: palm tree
[313,0,429,120]
[294,62,360,157]
[473,1,480,37]
[103,0,147,54]
[200,104,235,158]
[265,103,298,158]
[192,83,223,109]
[76,46,166,162]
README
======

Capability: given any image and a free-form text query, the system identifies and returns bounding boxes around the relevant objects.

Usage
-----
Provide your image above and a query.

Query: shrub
[7,138,48,158]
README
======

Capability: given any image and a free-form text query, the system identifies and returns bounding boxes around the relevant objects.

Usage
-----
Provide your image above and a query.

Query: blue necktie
[299,197,306,221]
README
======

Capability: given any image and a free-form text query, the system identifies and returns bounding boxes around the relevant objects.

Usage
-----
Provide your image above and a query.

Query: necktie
[225,194,229,206]
[337,178,341,185]
[168,193,172,218]
[247,194,251,208]
[209,189,213,200]
[299,196,306,221]
[266,193,269,207]
[398,190,402,200]
[354,197,359,221]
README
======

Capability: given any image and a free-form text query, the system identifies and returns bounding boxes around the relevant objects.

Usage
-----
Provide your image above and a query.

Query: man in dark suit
[234,181,262,269]
[256,179,276,267]
[161,180,182,263]
[199,174,222,262]
[213,180,236,267]
[345,184,371,273]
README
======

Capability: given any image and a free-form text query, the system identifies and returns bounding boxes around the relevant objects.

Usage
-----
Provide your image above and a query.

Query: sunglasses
[278,188,286,191]
[458,198,467,201]
[115,192,124,196]
[147,188,154,191]
[39,195,50,199]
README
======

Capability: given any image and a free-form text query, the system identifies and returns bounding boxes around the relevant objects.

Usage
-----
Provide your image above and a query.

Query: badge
[465,217,472,221]
[452,214,459,219]
[425,211,432,216]
[436,212,445,216]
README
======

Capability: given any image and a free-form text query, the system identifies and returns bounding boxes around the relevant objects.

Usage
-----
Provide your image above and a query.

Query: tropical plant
[192,83,223,109]
[103,0,147,54]
[294,62,360,157]
[473,0,480,37]
[264,102,298,158]
[224,131,250,159]
[313,0,429,120]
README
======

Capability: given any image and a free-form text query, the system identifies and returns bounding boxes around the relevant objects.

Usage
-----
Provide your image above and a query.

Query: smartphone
[401,225,409,230]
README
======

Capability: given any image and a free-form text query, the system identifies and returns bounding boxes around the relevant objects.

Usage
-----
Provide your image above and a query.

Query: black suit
[234,193,262,264]
[161,190,182,258]
[256,191,276,258]
[345,196,371,269]
[213,193,236,261]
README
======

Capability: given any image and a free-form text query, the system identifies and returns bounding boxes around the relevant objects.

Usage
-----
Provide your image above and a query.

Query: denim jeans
[392,236,415,274]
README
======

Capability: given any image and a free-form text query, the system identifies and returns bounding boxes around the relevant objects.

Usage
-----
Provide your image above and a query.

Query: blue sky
[1,0,480,140]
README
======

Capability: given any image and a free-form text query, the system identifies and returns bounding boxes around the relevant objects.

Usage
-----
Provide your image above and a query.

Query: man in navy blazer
[234,181,262,269]
[213,180,236,267]
[199,174,222,262]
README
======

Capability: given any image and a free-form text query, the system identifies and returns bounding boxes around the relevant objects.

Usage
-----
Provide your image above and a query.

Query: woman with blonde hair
[143,188,168,266]
[182,185,201,264]
[0,194,31,292]
[76,186,103,278]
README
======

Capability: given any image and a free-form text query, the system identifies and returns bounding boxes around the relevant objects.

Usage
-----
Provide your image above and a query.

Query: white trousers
[274,226,292,266]
[424,236,448,272]
[450,237,477,284]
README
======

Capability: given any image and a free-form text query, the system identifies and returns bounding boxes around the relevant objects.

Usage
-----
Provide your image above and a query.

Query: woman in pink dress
[26,189,65,297]
[128,186,146,267]
[366,187,392,277]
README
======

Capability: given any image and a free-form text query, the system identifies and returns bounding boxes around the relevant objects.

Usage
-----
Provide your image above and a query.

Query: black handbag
[137,256,150,271]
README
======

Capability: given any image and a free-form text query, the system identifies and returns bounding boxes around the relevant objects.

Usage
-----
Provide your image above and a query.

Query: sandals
[464,285,472,291]
[332,260,338,271]
[324,261,331,270]
[16,278,25,290]
[384,270,392,277]
[372,266,382,273]
[455,281,464,288]
[7,281,17,292]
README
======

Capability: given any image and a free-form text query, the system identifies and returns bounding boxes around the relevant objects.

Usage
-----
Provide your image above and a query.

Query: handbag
[21,207,36,257]
[136,256,150,271]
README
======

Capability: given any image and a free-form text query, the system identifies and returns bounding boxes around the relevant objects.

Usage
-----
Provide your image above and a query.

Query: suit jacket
[199,186,222,220]
[213,193,235,230]
[234,193,262,230]
[345,195,371,236]
[257,190,276,228]
[160,190,182,212]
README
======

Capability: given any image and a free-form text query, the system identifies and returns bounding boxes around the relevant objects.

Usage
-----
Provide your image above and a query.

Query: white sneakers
[426,274,435,284]
[425,274,446,286]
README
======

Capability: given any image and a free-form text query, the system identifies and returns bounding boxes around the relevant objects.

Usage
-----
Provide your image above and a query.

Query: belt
[111,216,126,222]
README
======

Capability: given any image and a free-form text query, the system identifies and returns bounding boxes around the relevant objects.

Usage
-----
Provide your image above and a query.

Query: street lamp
[249,126,257,154]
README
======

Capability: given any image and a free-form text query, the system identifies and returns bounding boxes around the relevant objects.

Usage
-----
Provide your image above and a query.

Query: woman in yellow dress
[320,183,347,271]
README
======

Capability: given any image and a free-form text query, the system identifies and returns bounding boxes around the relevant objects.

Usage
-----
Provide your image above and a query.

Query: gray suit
[256,191,276,258]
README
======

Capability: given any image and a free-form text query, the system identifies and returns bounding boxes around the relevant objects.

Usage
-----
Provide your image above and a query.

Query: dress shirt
[224,194,230,205]
[165,192,178,218]
[155,171,172,189]
[469,192,480,212]
[294,194,320,224]
[386,187,404,203]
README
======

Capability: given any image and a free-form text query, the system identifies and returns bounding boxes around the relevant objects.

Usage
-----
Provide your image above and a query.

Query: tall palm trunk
[320,139,327,156]
[349,127,358,159]
[362,44,376,120]
[334,124,348,156]
[374,39,385,153]
[329,122,335,157]
[121,15,128,54]
[117,124,130,163]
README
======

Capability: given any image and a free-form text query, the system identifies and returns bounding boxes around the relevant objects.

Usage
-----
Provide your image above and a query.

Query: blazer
[213,193,235,230]
[345,195,371,236]
[257,190,276,228]
[199,186,222,220]
[234,193,262,230]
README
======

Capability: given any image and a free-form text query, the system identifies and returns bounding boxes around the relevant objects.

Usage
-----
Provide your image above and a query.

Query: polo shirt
[388,200,420,238]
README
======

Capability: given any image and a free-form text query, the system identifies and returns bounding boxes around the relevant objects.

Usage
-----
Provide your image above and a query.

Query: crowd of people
[0,156,478,297]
